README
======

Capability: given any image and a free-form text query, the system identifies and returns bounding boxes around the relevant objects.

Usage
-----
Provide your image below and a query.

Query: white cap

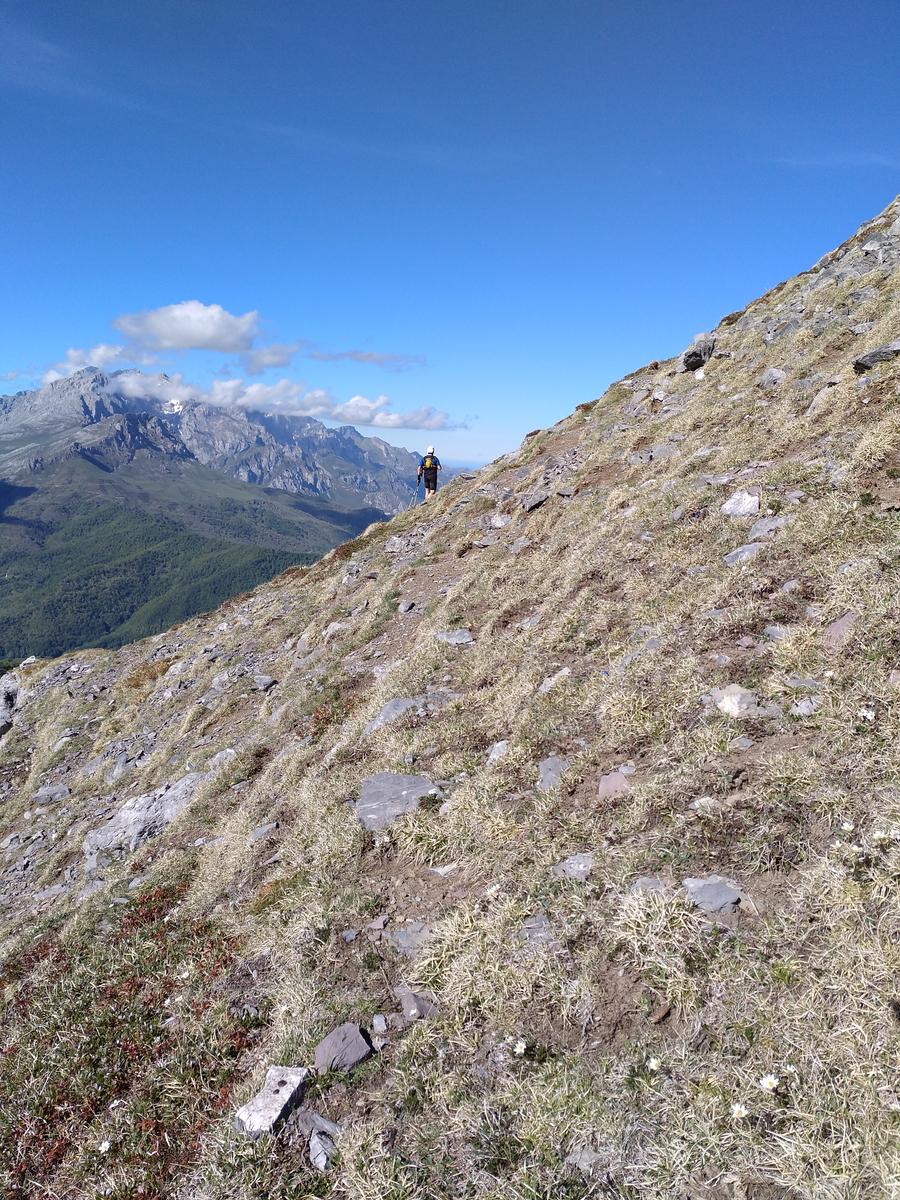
[426,445,435,454]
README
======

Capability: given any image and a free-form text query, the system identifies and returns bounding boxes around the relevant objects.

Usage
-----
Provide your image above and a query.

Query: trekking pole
[408,480,421,510]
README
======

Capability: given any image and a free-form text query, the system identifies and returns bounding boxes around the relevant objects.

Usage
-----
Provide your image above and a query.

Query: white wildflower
[857,707,875,722]
[98,1140,111,1154]
[647,1056,662,1072]
[513,1039,527,1056]
[840,821,855,833]
[758,1074,779,1093]
[730,1102,749,1119]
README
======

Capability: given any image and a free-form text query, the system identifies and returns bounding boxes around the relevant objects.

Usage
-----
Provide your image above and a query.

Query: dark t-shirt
[420,455,441,485]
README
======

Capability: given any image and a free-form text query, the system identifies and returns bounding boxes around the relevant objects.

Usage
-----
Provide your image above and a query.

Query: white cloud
[42,343,127,384]
[0,369,20,382]
[308,348,425,371]
[113,300,259,352]
[241,341,304,375]
[103,373,458,430]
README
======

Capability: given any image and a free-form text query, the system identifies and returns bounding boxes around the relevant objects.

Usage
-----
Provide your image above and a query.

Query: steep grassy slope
[1,197,899,1200]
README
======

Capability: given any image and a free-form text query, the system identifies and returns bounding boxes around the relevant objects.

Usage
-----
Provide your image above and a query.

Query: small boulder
[486,740,509,767]
[597,769,631,799]
[758,367,786,389]
[398,599,415,614]
[364,696,426,735]
[552,852,594,882]
[720,490,760,518]
[748,515,791,540]
[253,675,277,692]
[680,333,716,372]
[35,783,70,803]
[853,341,900,373]
[355,772,438,831]
[434,629,474,646]
[683,875,742,914]
[0,673,19,738]
[394,985,438,1021]
[824,610,857,650]
[522,490,550,513]
[711,684,760,719]
[314,1023,372,1074]
[234,1065,308,1137]
[723,542,764,567]
[384,920,431,957]
[537,755,568,793]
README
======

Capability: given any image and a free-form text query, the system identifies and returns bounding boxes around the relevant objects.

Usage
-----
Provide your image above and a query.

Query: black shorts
[422,472,438,490]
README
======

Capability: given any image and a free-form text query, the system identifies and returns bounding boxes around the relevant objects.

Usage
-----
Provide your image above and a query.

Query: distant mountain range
[0,368,423,660]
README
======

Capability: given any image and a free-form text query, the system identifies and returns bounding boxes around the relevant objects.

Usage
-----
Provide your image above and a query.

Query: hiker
[417,445,442,501]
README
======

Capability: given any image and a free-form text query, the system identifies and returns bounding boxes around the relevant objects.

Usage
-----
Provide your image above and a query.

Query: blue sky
[1,0,898,462]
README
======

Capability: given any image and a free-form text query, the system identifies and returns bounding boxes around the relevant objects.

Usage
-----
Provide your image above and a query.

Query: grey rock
[234,1065,308,1137]
[520,912,562,951]
[398,599,415,614]
[314,1023,372,1073]
[790,695,823,718]
[597,769,631,799]
[0,672,19,738]
[35,783,70,803]
[83,773,205,868]
[720,490,760,518]
[384,920,431,957]
[565,1147,607,1175]
[680,333,716,372]
[683,874,742,914]
[486,739,509,767]
[309,1129,338,1172]
[209,747,237,771]
[385,535,407,553]
[509,537,532,555]
[365,696,426,734]
[537,755,568,793]
[253,674,277,691]
[355,772,438,831]
[522,490,550,512]
[538,666,570,694]
[824,610,857,650]
[723,542,764,567]
[853,341,900,373]
[434,628,474,646]
[759,367,786,388]
[372,1014,388,1034]
[748,515,791,540]
[248,821,278,844]
[490,512,512,528]
[552,852,594,882]
[394,985,438,1021]
[711,684,760,719]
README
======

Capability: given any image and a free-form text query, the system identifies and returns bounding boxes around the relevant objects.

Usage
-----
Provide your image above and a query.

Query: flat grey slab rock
[537,755,568,793]
[522,490,550,512]
[384,920,431,957]
[853,341,900,372]
[365,696,427,734]
[683,874,742,914]
[84,772,205,867]
[314,1023,372,1073]
[234,1065,308,1137]
[434,629,474,646]
[552,852,594,881]
[724,542,764,566]
[35,783,70,803]
[748,515,791,540]
[355,772,438,831]
[520,912,562,952]
[597,769,631,799]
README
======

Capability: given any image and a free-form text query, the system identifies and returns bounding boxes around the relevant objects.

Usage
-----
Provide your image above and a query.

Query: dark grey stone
[314,1022,372,1073]
[521,490,550,512]
[853,341,900,373]
[681,333,716,372]
[394,985,438,1021]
